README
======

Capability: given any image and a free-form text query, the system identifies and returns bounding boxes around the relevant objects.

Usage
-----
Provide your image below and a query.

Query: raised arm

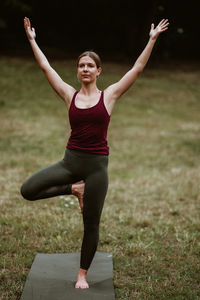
[24,17,75,107]
[104,19,169,114]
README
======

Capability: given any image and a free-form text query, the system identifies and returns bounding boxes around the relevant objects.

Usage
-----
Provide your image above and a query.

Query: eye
[79,63,84,68]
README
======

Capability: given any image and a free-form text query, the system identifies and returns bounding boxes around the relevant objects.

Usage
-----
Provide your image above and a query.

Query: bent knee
[20,183,36,201]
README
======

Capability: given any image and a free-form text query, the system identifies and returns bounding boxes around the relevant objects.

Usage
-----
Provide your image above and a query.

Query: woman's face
[77,56,101,83]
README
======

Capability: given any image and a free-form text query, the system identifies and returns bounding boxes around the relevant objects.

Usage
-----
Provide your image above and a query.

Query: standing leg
[75,166,108,289]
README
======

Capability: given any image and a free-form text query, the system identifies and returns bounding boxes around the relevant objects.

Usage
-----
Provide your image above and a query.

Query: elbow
[41,64,48,73]
[132,61,144,74]
[40,61,50,73]
[135,63,144,74]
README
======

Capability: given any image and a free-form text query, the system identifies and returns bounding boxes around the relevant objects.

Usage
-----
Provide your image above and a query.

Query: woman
[21,17,169,289]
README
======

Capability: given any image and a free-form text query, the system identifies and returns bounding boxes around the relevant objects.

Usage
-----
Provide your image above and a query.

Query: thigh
[83,168,109,225]
[21,158,78,197]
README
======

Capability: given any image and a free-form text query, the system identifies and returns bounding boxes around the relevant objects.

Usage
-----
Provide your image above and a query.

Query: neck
[80,82,99,95]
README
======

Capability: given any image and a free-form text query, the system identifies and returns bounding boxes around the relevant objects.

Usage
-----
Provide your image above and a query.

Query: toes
[75,283,89,289]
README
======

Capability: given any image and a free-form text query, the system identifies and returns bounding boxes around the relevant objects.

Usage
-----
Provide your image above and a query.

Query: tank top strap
[98,90,110,117]
[98,90,104,106]
[70,91,79,109]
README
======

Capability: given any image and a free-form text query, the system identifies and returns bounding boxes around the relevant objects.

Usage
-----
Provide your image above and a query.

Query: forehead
[78,56,96,65]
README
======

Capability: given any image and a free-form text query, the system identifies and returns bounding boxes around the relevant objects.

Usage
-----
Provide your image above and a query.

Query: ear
[97,67,102,77]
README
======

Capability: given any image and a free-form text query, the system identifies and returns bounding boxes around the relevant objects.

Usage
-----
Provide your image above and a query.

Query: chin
[82,78,93,83]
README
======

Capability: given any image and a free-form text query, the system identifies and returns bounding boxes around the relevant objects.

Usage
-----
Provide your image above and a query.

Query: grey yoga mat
[20,252,115,300]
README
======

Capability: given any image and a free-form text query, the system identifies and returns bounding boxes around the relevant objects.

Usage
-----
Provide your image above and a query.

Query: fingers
[159,19,169,28]
[160,26,169,32]
[24,17,28,29]
[159,19,168,26]
[24,16,31,29]
[28,17,31,28]
[157,19,169,33]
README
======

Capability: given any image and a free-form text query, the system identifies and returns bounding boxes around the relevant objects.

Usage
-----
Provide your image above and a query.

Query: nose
[83,65,88,72]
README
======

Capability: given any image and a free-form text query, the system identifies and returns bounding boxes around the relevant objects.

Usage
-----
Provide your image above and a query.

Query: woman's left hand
[149,19,169,40]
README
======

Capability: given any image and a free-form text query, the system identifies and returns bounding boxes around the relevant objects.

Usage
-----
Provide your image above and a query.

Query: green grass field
[0,57,200,300]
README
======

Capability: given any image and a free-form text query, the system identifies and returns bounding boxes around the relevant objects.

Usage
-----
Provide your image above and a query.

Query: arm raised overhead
[24,17,75,107]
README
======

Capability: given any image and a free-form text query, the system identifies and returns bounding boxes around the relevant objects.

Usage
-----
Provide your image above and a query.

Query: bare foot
[75,268,89,289]
[72,182,85,214]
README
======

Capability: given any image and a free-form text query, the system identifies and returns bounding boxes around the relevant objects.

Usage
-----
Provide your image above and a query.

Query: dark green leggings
[20,149,109,270]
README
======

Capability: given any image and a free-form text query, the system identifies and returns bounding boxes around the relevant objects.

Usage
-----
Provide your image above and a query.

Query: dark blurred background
[0,0,199,63]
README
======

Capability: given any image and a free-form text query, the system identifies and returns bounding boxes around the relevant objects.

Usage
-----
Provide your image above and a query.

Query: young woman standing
[21,17,169,289]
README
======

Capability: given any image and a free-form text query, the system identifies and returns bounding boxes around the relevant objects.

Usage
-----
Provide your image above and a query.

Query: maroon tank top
[67,91,110,155]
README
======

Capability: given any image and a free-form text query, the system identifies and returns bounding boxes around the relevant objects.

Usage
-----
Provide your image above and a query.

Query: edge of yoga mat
[20,252,115,300]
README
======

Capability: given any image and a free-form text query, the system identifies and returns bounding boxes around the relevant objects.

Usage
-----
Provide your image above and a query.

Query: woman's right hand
[24,17,36,40]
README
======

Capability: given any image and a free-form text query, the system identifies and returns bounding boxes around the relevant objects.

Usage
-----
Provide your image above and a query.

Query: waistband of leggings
[65,148,109,159]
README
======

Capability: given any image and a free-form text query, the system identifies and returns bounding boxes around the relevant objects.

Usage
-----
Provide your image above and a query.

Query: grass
[0,56,200,299]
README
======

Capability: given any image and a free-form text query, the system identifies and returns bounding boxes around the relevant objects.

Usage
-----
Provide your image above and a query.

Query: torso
[67,90,110,155]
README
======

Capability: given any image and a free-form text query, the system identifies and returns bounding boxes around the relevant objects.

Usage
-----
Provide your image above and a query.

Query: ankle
[78,268,87,276]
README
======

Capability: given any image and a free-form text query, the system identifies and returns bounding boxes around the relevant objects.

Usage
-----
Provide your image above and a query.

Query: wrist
[29,38,36,44]
[149,36,157,43]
